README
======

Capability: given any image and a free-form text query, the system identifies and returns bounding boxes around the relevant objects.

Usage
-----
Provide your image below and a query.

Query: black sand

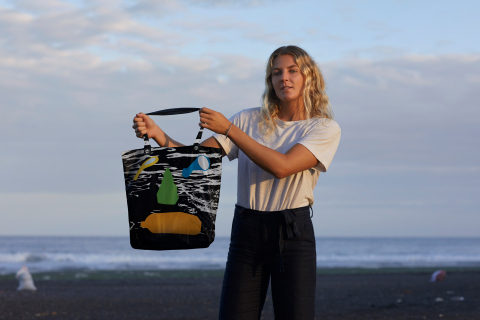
[0,269,479,319]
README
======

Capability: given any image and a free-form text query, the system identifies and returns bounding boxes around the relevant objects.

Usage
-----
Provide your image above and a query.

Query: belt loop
[235,205,246,219]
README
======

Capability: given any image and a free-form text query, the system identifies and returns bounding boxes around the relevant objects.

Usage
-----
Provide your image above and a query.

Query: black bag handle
[142,108,202,155]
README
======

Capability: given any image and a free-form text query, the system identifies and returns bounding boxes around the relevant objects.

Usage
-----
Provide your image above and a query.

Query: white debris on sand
[450,296,465,301]
[16,266,37,291]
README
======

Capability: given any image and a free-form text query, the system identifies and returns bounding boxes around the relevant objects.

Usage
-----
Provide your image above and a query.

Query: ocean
[1,236,479,274]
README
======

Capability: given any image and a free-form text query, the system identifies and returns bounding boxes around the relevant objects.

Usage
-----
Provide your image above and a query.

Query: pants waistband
[234,205,311,218]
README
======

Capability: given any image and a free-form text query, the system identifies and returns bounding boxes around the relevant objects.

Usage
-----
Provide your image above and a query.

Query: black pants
[219,205,316,320]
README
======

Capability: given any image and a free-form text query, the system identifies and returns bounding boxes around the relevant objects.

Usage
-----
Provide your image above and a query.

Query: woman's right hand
[132,113,162,140]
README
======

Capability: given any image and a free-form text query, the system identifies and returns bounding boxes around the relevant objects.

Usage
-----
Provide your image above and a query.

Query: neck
[278,98,306,121]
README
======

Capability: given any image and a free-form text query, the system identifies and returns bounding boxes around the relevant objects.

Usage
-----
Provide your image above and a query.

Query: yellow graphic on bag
[133,156,159,180]
[141,212,201,235]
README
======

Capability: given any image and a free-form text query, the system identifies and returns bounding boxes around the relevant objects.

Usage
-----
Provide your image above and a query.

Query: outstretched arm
[199,108,318,179]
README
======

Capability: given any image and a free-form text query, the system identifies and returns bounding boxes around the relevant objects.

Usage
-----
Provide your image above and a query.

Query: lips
[281,86,292,91]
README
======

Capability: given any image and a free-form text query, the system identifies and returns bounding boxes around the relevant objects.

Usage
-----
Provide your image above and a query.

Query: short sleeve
[298,120,341,172]
[213,112,241,161]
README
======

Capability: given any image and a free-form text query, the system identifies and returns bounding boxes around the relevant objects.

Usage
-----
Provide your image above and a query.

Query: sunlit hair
[260,45,333,136]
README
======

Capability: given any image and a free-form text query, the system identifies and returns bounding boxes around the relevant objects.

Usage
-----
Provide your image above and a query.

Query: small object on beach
[430,269,446,282]
[450,296,465,301]
[35,312,49,317]
[435,297,444,302]
[16,266,37,291]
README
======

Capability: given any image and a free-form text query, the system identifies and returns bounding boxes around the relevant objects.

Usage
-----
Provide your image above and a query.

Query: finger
[136,125,146,133]
[199,117,211,124]
[134,113,144,122]
[136,130,147,138]
[199,113,213,120]
[132,122,143,129]
[136,113,151,122]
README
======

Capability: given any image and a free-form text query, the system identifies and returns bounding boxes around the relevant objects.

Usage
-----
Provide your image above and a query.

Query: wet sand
[0,270,479,319]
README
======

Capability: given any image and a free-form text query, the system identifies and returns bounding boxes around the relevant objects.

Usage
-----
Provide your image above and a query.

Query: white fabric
[213,108,341,211]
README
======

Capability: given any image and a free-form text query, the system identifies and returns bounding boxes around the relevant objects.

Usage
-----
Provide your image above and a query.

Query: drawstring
[278,209,302,273]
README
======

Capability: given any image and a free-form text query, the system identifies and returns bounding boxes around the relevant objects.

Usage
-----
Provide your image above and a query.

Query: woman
[133,45,341,319]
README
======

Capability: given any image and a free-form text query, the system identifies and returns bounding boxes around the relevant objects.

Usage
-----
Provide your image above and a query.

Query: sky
[0,0,479,237]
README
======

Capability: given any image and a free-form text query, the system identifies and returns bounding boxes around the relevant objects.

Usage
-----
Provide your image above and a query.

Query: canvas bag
[122,108,222,250]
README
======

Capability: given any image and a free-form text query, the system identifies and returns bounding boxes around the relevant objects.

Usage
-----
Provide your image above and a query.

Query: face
[271,54,304,104]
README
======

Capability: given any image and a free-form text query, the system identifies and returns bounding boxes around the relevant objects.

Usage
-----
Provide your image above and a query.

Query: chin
[280,96,299,103]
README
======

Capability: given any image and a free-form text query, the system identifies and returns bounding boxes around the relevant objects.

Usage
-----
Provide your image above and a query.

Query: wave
[2,252,480,274]
[2,237,480,274]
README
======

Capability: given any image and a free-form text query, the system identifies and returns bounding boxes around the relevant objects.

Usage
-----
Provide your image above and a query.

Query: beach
[1,269,479,320]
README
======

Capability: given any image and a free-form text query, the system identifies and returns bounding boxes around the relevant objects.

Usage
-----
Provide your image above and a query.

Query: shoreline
[2,266,480,281]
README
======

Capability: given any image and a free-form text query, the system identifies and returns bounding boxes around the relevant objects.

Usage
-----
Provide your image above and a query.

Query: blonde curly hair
[260,45,333,135]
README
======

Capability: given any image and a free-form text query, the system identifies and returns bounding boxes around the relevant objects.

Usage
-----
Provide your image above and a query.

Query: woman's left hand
[199,107,231,135]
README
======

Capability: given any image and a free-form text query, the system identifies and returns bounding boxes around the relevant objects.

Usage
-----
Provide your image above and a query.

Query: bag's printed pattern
[182,155,210,178]
[122,145,222,250]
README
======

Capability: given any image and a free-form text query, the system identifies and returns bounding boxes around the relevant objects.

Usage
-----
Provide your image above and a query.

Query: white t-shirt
[214,107,341,211]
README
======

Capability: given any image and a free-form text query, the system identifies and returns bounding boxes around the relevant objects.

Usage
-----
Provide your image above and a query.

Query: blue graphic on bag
[182,155,210,178]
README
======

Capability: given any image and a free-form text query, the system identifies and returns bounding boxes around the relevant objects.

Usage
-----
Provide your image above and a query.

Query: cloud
[322,53,480,168]
[180,0,279,7]
[125,0,186,17]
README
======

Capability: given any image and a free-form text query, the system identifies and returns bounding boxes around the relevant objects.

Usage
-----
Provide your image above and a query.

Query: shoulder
[309,118,340,131]
[230,107,261,125]
[233,107,261,119]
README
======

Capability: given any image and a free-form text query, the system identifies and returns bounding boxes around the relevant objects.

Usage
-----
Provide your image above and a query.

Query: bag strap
[146,108,200,116]
[142,108,203,154]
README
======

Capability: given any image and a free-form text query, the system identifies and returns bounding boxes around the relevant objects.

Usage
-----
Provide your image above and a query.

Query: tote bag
[122,108,222,250]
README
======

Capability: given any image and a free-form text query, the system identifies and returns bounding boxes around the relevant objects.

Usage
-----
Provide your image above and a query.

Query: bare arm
[199,108,318,179]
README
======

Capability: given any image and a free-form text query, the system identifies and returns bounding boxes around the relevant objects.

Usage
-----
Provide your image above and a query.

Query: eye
[272,71,281,76]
